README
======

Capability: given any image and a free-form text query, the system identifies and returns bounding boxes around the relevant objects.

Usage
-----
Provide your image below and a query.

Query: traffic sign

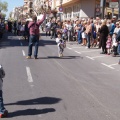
[59,6,63,12]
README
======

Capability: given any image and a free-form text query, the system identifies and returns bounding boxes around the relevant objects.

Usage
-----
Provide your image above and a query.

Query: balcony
[24,0,28,3]
[56,0,79,7]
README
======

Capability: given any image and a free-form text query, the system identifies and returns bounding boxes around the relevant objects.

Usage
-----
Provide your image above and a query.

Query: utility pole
[100,0,106,19]
[118,0,120,20]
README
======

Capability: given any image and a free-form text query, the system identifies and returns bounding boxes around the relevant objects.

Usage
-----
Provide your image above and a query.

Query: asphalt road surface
[0,32,120,120]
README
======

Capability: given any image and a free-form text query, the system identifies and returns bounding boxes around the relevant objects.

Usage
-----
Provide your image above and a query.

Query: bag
[0,65,5,78]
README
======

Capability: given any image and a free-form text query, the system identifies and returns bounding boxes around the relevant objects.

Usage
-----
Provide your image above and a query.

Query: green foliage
[1,12,6,18]
[0,1,8,12]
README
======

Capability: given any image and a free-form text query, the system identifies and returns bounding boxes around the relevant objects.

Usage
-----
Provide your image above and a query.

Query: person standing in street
[99,20,109,54]
[26,12,46,59]
[0,65,8,118]
[86,20,92,48]
[56,33,66,57]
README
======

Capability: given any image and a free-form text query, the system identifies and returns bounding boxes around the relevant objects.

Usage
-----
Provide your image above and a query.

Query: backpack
[0,65,5,78]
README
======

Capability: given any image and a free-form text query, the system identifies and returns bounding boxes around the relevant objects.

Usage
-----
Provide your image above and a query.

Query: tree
[0,1,8,12]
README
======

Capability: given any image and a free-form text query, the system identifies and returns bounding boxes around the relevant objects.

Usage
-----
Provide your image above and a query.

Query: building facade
[23,0,34,17]
[55,0,101,20]
[54,0,119,20]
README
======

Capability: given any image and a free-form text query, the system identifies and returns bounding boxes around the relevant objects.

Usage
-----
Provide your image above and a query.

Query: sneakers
[34,57,38,59]
[26,56,31,59]
[0,110,8,118]
[26,56,38,59]
[59,54,63,57]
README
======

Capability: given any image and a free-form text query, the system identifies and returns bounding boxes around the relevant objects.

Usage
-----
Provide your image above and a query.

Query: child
[56,33,66,57]
[106,34,112,55]
[0,65,8,118]
[112,33,118,57]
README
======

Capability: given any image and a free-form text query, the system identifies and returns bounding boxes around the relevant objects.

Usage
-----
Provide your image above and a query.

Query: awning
[106,8,118,14]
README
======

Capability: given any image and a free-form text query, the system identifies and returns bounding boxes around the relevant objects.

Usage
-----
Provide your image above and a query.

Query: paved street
[0,32,120,120]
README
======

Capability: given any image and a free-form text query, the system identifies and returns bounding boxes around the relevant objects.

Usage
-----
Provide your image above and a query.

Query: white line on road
[20,42,23,46]
[92,56,105,59]
[101,63,115,69]
[86,56,94,60]
[22,50,26,56]
[81,49,100,53]
[67,47,72,49]
[109,63,118,66]
[26,67,33,83]
[75,51,81,54]
[71,47,83,49]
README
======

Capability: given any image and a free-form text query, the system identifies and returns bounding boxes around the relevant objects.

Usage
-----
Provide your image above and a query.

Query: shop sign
[109,2,118,8]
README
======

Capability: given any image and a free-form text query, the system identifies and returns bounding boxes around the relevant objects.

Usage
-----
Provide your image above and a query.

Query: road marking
[22,50,26,56]
[101,63,115,69]
[20,42,23,46]
[67,47,72,49]
[8,36,13,39]
[109,63,118,66]
[26,67,33,83]
[86,56,94,60]
[80,49,100,53]
[72,47,83,49]
[92,56,105,59]
[75,51,81,54]
[53,59,119,120]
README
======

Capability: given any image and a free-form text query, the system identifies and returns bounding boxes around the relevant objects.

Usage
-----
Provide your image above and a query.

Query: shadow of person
[38,56,83,59]
[8,108,56,118]
[5,97,62,106]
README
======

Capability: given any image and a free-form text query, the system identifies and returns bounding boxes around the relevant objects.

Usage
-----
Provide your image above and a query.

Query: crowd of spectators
[44,16,120,56]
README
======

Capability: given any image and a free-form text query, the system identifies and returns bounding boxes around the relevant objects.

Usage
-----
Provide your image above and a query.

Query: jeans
[86,33,91,48]
[28,35,39,57]
[51,30,56,39]
[117,44,120,55]
[67,30,71,42]
[58,44,64,55]
[77,31,82,44]
[0,90,5,114]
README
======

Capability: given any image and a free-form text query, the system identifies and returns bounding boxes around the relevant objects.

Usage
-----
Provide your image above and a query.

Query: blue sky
[3,0,24,18]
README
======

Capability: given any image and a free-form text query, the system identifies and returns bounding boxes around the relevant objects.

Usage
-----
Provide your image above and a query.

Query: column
[118,0,120,19]
[100,0,106,19]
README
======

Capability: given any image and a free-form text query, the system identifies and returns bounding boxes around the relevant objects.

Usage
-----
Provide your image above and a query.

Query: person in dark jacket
[13,21,17,35]
[50,19,57,39]
[24,21,29,42]
[99,20,109,54]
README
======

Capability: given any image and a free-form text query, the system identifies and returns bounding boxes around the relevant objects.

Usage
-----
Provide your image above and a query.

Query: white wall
[80,0,96,18]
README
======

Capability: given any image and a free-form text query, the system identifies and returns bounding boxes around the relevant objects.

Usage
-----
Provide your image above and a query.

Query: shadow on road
[8,108,56,118]
[5,97,61,118]
[0,32,57,49]
[5,97,62,106]
[38,56,83,59]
